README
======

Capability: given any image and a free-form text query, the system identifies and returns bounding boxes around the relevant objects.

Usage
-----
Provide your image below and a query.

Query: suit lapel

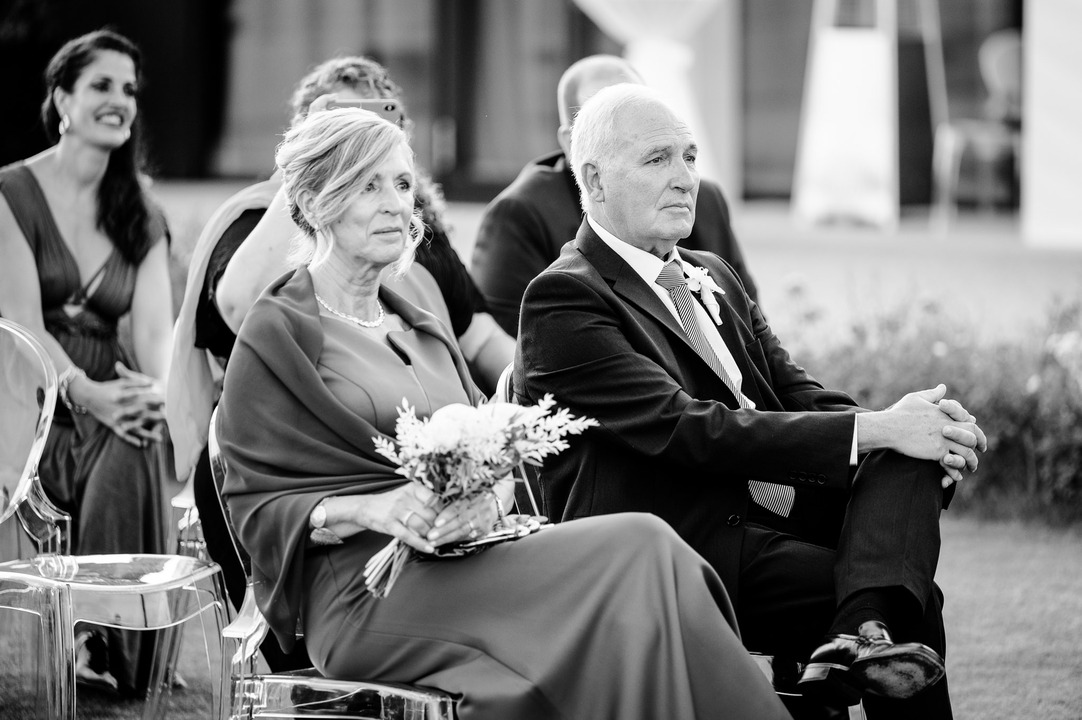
[573,223,742,405]
[574,224,691,350]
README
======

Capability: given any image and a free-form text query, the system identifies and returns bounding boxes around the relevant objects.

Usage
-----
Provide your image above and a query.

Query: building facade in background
[0,0,1022,206]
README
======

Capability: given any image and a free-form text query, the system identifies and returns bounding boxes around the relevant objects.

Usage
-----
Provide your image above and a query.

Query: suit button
[726,514,742,527]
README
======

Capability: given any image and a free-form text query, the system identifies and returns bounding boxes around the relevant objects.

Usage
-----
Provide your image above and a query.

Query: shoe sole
[849,643,945,699]
[797,661,864,708]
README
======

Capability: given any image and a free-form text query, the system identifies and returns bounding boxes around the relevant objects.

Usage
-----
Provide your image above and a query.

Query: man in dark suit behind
[515,84,987,719]
[471,54,758,337]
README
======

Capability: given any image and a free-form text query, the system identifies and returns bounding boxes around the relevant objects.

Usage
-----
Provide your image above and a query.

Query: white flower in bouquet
[365,395,597,597]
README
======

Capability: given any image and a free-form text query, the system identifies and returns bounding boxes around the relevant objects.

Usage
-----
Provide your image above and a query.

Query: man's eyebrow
[640,142,673,158]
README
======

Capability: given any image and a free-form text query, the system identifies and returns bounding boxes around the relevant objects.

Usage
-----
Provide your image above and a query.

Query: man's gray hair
[569,83,667,211]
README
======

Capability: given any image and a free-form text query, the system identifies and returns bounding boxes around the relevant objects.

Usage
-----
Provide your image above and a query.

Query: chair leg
[141,570,229,720]
[200,572,229,720]
[143,625,179,718]
[44,586,76,720]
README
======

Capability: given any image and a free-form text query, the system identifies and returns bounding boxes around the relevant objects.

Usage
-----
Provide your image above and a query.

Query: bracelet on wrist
[58,366,89,415]
[492,491,506,527]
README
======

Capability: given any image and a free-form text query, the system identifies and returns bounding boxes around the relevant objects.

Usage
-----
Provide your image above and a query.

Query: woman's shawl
[166,179,280,481]
[217,266,480,650]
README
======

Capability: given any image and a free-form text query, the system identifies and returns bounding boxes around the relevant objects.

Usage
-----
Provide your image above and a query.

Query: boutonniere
[683,265,725,326]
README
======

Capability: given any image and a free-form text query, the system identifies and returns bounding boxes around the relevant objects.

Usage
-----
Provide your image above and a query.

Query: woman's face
[57,49,138,149]
[328,142,415,271]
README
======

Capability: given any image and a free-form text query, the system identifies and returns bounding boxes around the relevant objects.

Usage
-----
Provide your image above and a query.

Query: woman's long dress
[0,163,168,696]
[219,268,792,720]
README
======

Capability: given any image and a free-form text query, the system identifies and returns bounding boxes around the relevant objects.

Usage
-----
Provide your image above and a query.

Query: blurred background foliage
[780,287,1082,524]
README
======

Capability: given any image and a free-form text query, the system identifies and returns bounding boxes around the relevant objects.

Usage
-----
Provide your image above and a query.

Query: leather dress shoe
[798,620,945,706]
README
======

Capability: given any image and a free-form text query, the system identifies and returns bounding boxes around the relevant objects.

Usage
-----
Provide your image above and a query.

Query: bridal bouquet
[364,395,597,597]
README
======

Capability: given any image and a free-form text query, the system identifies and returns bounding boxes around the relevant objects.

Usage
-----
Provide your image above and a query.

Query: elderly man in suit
[471,54,758,337]
[515,83,986,719]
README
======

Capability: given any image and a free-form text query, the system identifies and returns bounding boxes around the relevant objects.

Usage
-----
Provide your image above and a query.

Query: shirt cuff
[850,417,859,466]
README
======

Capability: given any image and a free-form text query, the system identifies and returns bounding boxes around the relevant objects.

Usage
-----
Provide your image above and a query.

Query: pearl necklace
[314,292,385,328]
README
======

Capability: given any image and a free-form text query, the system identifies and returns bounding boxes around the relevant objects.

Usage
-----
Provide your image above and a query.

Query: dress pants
[735,450,954,720]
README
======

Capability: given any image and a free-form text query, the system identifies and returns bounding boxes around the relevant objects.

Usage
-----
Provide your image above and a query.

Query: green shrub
[777,286,1082,524]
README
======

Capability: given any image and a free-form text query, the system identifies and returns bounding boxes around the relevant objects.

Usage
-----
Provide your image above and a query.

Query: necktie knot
[655,260,686,291]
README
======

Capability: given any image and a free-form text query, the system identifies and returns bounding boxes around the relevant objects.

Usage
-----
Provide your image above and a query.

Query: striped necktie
[656,260,794,517]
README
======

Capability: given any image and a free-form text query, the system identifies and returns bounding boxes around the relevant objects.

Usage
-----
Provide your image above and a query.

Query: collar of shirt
[587,215,685,285]
[586,215,754,408]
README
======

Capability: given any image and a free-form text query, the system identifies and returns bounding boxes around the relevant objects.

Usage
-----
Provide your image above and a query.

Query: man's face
[594,100,699,256]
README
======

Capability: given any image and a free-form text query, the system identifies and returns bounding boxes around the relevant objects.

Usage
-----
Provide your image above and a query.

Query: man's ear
[582,162,604,204]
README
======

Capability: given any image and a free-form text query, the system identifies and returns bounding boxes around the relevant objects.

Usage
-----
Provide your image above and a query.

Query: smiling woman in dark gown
[0,30,171,696]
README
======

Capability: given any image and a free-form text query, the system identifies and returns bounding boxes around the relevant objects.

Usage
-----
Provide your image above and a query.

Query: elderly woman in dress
[216,107,792,720]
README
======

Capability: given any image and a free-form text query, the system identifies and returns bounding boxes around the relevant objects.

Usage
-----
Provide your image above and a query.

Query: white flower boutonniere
[683,265,725,326]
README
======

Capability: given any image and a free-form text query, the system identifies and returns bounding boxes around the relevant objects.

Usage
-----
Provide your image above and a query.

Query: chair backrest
[493,363,544,517]
[206,406,252,577]
[0,318,66,553]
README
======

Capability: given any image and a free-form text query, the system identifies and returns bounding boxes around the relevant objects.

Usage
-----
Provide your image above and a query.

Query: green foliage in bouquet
[778,289,1082,524]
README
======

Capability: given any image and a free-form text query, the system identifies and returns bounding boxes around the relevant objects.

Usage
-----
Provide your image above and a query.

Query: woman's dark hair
[40,29,155,265]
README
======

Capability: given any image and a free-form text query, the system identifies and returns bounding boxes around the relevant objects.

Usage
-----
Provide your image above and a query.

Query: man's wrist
[855,411,891,455]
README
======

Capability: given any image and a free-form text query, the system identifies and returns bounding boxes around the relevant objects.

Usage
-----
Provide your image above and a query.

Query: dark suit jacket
[472,150,760,337]
[515,221,859,604]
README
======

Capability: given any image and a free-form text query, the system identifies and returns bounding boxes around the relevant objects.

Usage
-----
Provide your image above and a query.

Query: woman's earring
[58,114,71,136]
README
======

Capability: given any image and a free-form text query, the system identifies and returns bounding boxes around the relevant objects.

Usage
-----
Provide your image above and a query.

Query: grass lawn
[2,515,1080,719]
[937,516,1082,719]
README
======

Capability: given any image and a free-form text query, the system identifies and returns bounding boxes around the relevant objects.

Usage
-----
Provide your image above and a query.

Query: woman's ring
[403,510,417,526]
[467,520,479,538]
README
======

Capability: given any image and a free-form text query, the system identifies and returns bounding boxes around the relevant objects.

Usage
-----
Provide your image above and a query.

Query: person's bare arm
[457,312,516,393]
[130,238,173,380]
[215,185,293,333]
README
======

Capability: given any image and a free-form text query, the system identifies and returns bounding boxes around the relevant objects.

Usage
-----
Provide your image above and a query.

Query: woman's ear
[52,88,69,119]
[294,190,319,230]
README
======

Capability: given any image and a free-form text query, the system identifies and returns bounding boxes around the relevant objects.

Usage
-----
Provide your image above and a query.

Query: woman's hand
[71,362,165,447]
[426,493,500,547]
[307,93,341,116]
[351,483,442,554]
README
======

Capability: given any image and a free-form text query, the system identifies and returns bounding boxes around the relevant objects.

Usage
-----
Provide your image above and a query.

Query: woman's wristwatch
[58,366,88,415]
[309,498,342,546]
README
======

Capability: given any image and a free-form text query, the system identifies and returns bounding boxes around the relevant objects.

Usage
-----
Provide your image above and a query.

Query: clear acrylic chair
[0,317,230,720]
[207,408,456,719]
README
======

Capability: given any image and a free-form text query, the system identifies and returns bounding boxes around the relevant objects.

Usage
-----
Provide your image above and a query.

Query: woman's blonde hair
[275,108,424,275]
